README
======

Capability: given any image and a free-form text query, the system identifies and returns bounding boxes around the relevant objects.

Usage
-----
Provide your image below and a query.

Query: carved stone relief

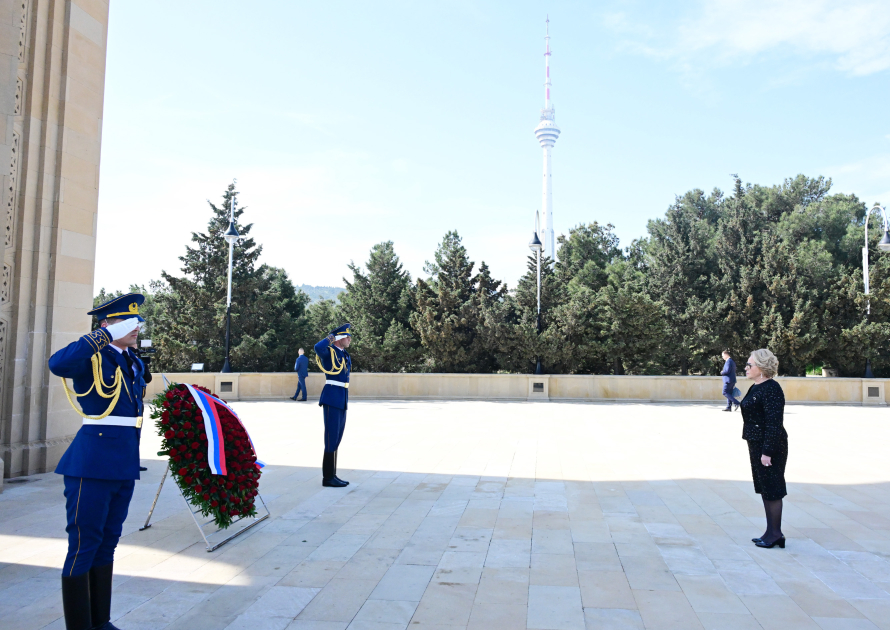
[18,2,29,63]
[14,77,22,116]
[3,0,30,419]
[8,1,28,250]
[0,264,9,304]
[5,130,19,249]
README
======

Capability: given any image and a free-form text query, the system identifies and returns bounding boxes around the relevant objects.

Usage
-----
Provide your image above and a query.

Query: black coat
[740,379,787,457]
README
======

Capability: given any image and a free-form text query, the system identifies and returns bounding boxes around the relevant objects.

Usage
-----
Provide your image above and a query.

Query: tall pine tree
[646,188,722,374]
[339,241,422,372]
[594,261,666,375]
[411,231,503,372]
[556,222,623,291]
[151,183,310,372]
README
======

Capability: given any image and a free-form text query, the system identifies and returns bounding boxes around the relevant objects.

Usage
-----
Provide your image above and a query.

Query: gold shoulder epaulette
[84,329,110,353]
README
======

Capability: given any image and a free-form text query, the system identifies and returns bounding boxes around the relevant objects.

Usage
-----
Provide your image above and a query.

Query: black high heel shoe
[755,536,785,549]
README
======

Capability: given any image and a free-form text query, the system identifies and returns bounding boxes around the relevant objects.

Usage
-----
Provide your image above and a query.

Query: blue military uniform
[49,293,146,630]
[314,323,352,487]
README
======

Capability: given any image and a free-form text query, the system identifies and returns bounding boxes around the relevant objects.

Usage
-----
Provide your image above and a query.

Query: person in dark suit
[49,293,147,630]
[740,348,788,549]
[721,350,739,412]
[314,323,352,488]
[291,348,309,401]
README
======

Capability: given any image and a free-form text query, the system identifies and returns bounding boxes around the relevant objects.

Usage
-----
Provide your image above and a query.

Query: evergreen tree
[151,182,310,372]
[833,252,890,376]
[646,188,722,374]
[595,262,667,374]
[515,254,562,324]
[94,172,890,378]
[712,176,871,375]
[556,222,623,291]
[504,223,624,375]
[411,231,501,372]
[537,286,604,374]
[471,261,510,372]
[498,254,562,373]
[339,241,422,372]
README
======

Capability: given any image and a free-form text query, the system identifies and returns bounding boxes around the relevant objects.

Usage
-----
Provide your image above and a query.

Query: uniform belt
[83,415,143,428]
[325,380,349,389]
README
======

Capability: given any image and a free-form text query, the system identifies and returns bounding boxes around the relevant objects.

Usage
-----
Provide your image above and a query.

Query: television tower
[534,17,561,264]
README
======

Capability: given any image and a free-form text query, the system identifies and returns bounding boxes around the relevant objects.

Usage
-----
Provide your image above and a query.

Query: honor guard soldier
[314,323,352,487]
[49,293,147,630]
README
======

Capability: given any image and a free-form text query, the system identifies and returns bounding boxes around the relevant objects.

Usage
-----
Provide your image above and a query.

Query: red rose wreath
[150,383,262,528]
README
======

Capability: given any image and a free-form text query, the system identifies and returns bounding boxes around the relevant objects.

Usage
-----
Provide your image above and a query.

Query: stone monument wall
[145,373,890,406]
[0,0,109,477]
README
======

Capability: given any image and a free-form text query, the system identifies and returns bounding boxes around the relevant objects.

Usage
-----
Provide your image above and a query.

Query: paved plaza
[2,399,890,630]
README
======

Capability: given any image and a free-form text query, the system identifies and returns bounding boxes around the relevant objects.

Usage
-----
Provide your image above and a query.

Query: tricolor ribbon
[205,394,266,470]
[184,384,266,475]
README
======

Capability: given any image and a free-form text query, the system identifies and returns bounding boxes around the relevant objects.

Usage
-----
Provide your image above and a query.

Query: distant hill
[298,285,345,303]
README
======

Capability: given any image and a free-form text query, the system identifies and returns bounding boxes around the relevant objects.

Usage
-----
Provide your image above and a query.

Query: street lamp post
[220,196,241,373]
[861,203,890,378]
[529,211,544,375]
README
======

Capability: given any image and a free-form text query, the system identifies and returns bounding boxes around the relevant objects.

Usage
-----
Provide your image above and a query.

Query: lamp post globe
[878,230,890,253]
[224,221,240,244]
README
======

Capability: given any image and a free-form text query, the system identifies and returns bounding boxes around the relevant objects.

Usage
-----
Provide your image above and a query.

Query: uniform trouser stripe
[63,477,136,577]
[69,479,83,577]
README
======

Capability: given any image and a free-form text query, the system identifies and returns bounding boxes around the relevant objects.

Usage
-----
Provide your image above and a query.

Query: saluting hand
[105,318,140,341]
[761,455,772,467]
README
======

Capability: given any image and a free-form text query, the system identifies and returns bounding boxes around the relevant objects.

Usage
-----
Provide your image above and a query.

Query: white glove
[105,318,140,341]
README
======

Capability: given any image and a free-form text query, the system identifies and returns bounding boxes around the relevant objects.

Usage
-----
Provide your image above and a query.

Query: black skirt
[747,437,788,500]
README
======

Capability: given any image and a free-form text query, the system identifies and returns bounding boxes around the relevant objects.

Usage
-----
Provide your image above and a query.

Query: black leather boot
[332,450,349,486]
[322,452,347,487]
[89,563,122,630]
[61,573,92,630]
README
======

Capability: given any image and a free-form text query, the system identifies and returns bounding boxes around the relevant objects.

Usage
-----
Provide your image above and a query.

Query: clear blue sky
[95,0,890,292]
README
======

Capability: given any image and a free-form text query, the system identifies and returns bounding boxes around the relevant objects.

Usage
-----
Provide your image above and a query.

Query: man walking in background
[291,348,309,401]
[721,349,739,412]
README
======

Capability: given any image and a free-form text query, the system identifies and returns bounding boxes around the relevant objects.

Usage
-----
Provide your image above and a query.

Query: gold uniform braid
[315,346,346,375]
[61,353,132,420]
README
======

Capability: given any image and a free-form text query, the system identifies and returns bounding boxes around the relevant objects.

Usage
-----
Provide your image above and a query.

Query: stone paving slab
[1,400,889,630]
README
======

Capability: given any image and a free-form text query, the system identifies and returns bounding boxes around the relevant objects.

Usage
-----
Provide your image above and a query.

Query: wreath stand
[139,462,270,552]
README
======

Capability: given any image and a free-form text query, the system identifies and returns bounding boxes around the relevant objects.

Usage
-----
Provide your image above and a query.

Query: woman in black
[740,348,787,549]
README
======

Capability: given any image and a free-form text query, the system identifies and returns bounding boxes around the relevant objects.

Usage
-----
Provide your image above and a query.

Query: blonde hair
[749,348,779,379]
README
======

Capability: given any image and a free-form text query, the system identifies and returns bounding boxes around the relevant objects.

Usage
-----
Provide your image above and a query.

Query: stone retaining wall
[146,373,889,406]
